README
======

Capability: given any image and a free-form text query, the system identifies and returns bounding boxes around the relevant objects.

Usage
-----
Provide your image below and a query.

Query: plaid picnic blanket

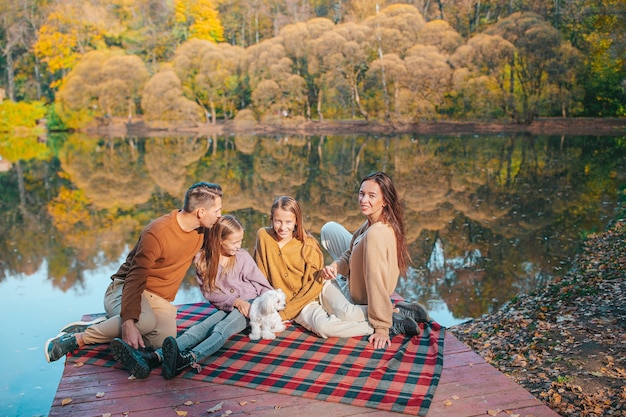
[69,302,445,416]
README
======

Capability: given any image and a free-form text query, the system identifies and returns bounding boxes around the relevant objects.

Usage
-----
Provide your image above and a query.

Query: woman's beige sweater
[336,221,399,335]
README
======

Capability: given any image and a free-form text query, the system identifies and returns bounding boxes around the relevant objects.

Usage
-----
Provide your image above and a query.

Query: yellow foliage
[0,101,47,132]
[34,4,121,78]
[47,187,94,237]
[35,20,80,73]
[0,134,51,163]
[174,0,224,42]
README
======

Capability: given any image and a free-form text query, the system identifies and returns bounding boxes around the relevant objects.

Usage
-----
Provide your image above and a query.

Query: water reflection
[1,133,625,321]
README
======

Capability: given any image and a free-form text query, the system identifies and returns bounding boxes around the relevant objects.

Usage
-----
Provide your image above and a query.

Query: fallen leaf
[183,401,194,406]
[102,414,112,417]
[127,375,136,380]
[274,405,281,410]
[61,398,72,406]
[207,401,224,413]
[220,411,232,417]
[487,409,502,415]
[73,362,84,368]
[443,399,452,406]
[452,395,460,400]
[176,411,188,416]
[239,401,248,406]
[96,392,105,398]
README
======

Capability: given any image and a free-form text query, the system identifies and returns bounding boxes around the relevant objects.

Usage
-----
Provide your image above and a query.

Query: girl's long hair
[195,214,243,292]
[361,172,412,274]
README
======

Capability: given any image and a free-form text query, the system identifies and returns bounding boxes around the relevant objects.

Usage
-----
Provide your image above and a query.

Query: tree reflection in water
[1,132,625,324]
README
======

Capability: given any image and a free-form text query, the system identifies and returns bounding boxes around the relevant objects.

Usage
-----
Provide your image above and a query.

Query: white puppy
[249,289,287,340]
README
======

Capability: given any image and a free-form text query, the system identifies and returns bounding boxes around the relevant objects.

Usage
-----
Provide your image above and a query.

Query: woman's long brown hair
[361,172,412,274]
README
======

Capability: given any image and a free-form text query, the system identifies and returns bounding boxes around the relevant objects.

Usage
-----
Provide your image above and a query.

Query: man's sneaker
[389,313,420,338]
[58,316,107,334]
[110,338,160,379]
[161,336,200,380]
[45,333,79,363]
[395,301,431,323]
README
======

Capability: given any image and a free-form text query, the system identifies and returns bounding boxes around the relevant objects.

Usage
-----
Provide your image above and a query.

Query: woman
[111,215,274,379]
[302,172,429,349]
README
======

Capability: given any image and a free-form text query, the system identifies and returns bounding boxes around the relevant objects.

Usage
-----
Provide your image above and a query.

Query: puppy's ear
[259,292,275,315]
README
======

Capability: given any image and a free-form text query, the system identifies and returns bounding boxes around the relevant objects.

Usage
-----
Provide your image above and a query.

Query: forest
[0,0,624,130]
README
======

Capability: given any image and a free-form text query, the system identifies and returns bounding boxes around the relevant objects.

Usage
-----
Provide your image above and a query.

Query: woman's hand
[234,299,251,318]
[368,332,391,349]
[321,261,338,280]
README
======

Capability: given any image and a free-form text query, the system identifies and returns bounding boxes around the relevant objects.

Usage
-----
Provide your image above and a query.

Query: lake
[1,131,624,416]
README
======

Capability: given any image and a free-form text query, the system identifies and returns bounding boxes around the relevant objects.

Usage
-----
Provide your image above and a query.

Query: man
[45,182,223,366]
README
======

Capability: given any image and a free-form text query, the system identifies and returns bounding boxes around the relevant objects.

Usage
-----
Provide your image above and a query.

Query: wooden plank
[50,331,560,417]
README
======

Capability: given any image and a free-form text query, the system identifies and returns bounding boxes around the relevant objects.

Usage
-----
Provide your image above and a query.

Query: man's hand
[121,319,145,349]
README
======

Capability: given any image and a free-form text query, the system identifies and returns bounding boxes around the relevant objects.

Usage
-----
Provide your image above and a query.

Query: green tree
[561,0,626,116]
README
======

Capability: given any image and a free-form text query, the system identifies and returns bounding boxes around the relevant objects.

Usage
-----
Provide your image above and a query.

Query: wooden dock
[50,332,560,417]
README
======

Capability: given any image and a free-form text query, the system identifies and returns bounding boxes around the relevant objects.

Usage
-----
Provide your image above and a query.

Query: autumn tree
[173,0,224,42]
[245,37,307,119]
[110,0,178,67]
[33,0,123,88]
[365,53,408,120]
[98,54,150,121]
[218,0,275,46]
[403,44,452,119]
[55,50,149,128]
[141,64,204,127]
[173,38,245,122]
[313,21,372,119]
[363,4,426,118]
[449,33,515,118]
[0,0,33,101]
[419,19,463,54]
[487,12,582,122]
[278,18,335,120]
[54,50,106,128]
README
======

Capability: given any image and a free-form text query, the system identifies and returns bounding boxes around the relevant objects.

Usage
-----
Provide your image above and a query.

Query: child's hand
[234,299,251,318]
[321,262,338,280]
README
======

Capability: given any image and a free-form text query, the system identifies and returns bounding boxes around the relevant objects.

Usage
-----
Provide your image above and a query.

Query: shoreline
[450,201,626,416]
[81,117,626,137]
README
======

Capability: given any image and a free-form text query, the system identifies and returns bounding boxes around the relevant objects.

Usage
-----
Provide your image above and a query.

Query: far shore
[80,117,626,137]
